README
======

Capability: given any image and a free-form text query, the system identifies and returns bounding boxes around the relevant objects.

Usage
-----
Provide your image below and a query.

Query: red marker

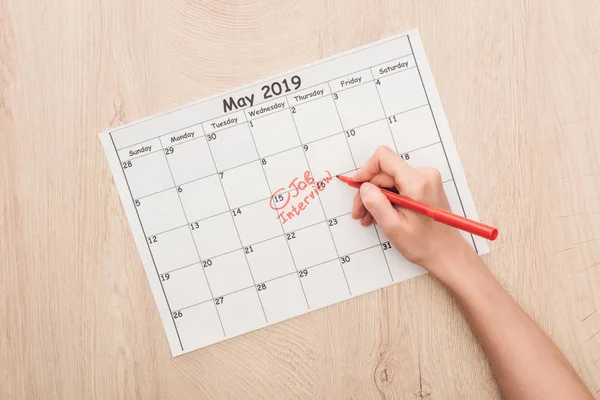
[337,174,498,241]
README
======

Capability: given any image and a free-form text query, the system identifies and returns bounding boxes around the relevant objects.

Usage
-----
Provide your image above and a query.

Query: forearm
[432,247,592,400]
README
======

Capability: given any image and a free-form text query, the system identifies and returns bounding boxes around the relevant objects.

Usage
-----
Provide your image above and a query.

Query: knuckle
[422,167,442,184]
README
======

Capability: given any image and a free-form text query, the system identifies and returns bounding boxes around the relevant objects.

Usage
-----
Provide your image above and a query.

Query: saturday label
[372,54,414,78]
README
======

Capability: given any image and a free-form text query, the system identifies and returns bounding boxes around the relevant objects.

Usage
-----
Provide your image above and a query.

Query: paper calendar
[100,30,488,356]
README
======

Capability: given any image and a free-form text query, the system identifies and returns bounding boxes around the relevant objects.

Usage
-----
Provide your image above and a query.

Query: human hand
[351,146,474,279]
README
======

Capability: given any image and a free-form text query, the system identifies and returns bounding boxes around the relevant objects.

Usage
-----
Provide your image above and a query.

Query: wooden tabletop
[1,1,599,398]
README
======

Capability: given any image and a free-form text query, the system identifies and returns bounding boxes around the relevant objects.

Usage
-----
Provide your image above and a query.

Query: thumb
[360,182,404,234]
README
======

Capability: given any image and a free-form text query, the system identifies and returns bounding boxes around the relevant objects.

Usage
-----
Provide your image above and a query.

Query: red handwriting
[270,170,333,224]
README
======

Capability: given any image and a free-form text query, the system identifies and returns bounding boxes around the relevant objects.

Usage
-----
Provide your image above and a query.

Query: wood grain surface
[1,0,599,398]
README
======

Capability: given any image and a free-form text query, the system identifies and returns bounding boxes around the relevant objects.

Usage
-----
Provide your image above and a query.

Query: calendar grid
[140,138,445,240]
[171,242,384,314]
[406,35,478,252]
[326,81,359,168]
[369,67,410,282]
[108,133,185,351]
[287,102,353,296]
[121,100,430,168]
[243,112,311,310]
[161,210,351,275]
[202,124,270,324]
[160,145,227,337]
[154,175,456,277]
[369,68,402,157]
[143,170,354,238]
[326,81,395,283]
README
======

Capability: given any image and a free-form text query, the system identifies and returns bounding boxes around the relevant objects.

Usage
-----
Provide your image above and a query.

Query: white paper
[100,29,488,356]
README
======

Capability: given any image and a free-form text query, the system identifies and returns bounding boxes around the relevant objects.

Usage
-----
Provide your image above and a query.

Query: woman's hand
[351,146,473,280]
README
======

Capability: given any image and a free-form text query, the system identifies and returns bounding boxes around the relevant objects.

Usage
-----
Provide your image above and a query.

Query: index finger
[352,146,420,187]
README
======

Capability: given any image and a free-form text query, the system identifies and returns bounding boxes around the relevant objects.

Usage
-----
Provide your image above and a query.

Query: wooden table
[1,1,599,398]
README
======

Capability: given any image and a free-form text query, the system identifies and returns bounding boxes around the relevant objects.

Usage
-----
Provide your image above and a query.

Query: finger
[352,173,393,220]
[369,172,395,188]
[352,192,367,220]
[359,182,406,234]
[353,147,421,190]
[417,167,450,209]
[360,212,374,227]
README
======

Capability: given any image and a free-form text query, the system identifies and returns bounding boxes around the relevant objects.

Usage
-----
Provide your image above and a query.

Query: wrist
[425,240,481,288]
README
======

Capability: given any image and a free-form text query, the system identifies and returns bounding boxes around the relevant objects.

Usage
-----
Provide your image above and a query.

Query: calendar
[100,30,488,356]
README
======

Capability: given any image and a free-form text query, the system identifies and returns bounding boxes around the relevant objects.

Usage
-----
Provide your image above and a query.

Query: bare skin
[351,146,593,400]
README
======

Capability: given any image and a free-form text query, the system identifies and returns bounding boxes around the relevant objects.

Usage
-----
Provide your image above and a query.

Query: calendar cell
[191,212,241,259]
[246,236,296,283]
[179,174,229,224]
[258,273,308,323]
[137,188,187,235]
[346,119,397,168]
[208,123,258,171]
[405,143,452,182]
[377,68,428,116]
[204,249,254,297]
[278,193,325,233]
[248,110,300,157]
[164,137,216,185]
[217,287,266,337]
[388,105,439,154]
[342,246,392,295]
[376,227,427,282]
[163,263,213,310]
[175,301,225,351]
[262,147,310,194]
[387,252,426,282]
[150,226,200,274]
[299,260,350,309]
[304,133,355,180]
[287,222,338,270]
[385,250,427,282]
[329,213,380,256]
[235,199,283,246]
[124,151,174,199]
[220,160,271,209]
[316,176,357,219]
[292,97,342,143]
[333,81,385,129]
